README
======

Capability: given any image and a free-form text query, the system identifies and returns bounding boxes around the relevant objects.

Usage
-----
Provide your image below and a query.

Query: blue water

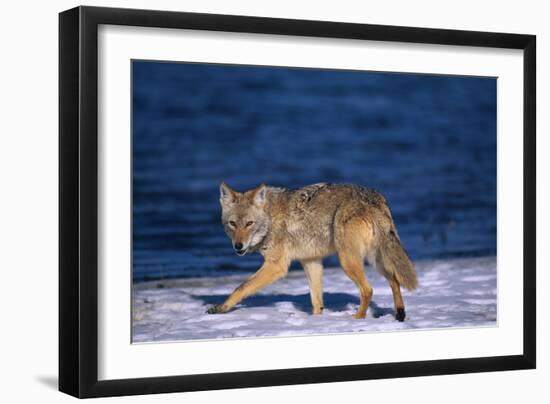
[132,61,496,282]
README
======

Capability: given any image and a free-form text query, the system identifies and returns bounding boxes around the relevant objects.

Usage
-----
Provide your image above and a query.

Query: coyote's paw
[395,308,406,322]
[206,304,228,314]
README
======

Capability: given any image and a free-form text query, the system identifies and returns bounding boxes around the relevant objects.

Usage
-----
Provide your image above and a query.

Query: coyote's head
[219,182,270,256]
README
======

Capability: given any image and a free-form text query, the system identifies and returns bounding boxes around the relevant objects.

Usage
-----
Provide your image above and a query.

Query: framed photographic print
[59,5,536,398]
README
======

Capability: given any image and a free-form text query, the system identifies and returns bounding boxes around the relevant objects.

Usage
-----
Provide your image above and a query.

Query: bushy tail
[379,230,418,291]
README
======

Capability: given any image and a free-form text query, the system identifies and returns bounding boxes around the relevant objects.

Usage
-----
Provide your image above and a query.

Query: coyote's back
[278,183,417,290]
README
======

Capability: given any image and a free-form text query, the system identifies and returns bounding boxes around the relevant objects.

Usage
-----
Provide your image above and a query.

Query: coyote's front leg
[207,259,288,314]
[301,259,324,314]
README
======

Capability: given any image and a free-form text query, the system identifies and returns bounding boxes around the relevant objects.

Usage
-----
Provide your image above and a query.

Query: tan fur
[301,259,324,314]
[208,182,418,321]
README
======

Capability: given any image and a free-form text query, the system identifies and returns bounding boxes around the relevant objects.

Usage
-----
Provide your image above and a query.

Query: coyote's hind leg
[388,274,406,321]
[338,252,373,319]
[335,215,374,319]
[370,251,407,322]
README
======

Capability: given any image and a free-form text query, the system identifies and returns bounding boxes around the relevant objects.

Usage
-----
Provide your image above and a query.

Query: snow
[132,256,496,343]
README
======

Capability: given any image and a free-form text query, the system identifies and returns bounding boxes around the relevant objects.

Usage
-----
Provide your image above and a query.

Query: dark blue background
[132,61,496,282]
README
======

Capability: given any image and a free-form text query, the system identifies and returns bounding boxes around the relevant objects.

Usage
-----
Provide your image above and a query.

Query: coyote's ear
[253,184,267,207]
[220,182,236,206]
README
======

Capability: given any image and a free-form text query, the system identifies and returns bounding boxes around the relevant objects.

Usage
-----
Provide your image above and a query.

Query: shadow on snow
[194,292,396,318]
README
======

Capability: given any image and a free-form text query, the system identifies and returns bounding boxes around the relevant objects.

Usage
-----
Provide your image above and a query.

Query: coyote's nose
[234,242,243,251]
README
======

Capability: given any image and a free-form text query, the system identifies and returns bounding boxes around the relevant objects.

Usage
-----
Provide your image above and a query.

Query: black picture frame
[59,5,536,398]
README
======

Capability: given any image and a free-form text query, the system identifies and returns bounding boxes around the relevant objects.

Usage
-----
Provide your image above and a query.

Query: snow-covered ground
[132,256,496,343]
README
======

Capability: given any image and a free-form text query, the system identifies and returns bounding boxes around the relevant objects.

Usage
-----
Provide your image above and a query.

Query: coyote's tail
[379,229,418,291]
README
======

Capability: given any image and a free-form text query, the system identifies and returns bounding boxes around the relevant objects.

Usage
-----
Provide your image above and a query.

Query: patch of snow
[132,256,496,343]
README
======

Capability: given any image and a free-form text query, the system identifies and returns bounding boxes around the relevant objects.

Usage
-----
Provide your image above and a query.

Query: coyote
[207,182,417,321]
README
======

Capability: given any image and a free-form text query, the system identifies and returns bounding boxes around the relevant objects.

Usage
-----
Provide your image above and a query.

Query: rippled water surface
[132,61,496,282]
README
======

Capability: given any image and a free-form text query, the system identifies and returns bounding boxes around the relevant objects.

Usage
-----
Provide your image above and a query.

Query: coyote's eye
[228,221,237,228]
[245,221,254,227]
